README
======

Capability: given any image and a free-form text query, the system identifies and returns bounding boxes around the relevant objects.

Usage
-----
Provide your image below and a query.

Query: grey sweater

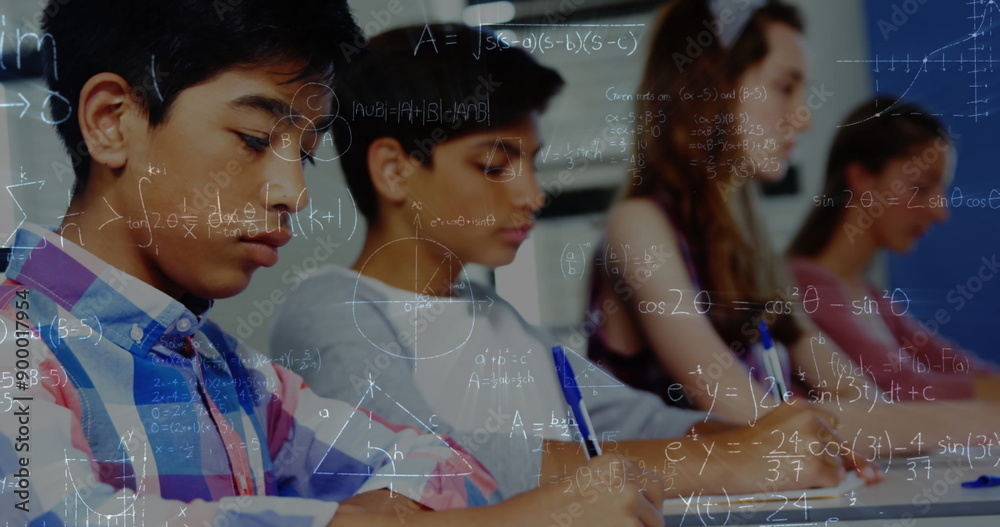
[269,265,705,498]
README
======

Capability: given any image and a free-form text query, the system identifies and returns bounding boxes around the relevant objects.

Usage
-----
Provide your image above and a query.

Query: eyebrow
[229,94,334,132]
[780,68,806,83]
[472,138,543,158]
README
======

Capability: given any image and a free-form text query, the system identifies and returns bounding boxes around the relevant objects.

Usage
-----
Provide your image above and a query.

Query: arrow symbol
[0,92,30,119]
[5,181,45,245]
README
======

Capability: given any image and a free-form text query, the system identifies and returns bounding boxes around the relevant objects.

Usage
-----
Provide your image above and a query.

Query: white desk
[663,454,1000,526]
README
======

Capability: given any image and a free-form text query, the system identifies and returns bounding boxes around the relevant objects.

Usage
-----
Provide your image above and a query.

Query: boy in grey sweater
[271,23,873,500]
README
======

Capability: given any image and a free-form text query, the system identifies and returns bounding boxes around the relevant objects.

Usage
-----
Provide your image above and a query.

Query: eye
[238,133,270,152]
[480,164,514,181]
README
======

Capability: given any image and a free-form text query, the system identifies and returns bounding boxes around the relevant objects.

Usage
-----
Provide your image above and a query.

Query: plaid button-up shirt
[0,225,500,526]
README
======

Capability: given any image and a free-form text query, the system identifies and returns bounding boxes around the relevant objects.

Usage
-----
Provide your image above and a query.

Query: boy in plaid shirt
[0,1,665,526]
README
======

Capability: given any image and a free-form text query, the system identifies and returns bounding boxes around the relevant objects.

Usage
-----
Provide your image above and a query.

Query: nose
[930,199,949,223]
[261,155,310,216]
[792,93,813,134]
[799,109,814,133]
[511,163,545,216]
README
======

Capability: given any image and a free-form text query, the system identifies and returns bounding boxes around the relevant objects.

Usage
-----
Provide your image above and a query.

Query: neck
[812,212,880,288]
[60,183,184,299]
[353,217,461,297]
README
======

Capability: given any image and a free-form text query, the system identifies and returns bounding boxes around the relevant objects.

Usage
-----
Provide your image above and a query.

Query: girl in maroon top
[588,0,812,420]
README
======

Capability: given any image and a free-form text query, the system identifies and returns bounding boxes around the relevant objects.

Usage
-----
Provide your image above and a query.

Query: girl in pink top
[787,97,1000,400]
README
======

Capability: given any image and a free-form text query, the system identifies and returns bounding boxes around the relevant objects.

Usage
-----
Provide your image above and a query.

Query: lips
[782,141,796,158]
[501,223,534,245]
[239,229,292,267]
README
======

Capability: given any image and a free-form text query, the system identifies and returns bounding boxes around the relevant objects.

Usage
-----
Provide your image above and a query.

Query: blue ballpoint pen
[552,346,603,459]
[758,320,789,404]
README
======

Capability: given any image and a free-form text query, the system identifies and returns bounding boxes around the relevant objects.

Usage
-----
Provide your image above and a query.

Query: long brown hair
[628,0,804,348]
[788,97,949,257]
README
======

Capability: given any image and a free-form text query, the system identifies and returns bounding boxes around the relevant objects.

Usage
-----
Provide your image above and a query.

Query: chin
[891,239,918,254]
[478,251,518,270]
[193,274,254,300]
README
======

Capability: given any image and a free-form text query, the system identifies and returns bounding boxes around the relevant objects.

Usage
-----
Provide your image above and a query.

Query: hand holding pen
[757,322,883,483]
[549,346,666,526]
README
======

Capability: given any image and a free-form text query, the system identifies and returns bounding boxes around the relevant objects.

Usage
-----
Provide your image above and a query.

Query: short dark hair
[332,24,565,222]
[42,0,363,196]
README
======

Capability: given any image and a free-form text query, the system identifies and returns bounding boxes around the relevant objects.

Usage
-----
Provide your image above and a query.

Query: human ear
[844,161,878,193]
[78,72,136,170]
[367,137,411,204]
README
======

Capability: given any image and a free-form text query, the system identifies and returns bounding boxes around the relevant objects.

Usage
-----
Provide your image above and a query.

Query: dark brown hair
[788,97,949,257]
[628,0,805,348]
